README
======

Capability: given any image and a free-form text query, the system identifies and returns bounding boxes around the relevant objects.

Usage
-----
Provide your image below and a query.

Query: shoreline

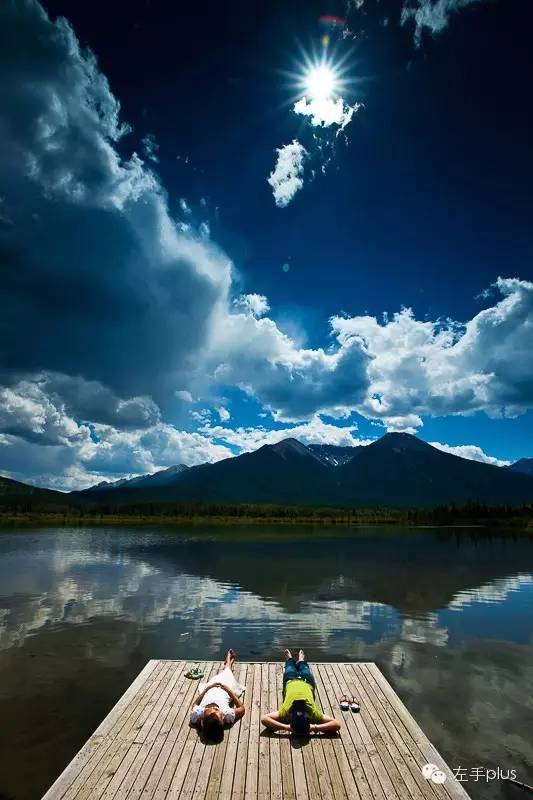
[1,511,532,530]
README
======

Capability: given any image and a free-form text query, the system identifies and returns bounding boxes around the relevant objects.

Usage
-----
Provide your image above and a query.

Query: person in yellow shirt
[261,648,341,736]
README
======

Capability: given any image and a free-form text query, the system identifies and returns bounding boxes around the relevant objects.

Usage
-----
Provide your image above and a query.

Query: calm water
[0,526,532,800]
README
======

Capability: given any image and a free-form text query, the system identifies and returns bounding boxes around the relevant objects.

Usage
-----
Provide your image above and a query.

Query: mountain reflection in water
[0,526,532,800]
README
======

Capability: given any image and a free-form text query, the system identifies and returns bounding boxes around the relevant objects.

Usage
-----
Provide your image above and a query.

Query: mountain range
[2,433,533,510]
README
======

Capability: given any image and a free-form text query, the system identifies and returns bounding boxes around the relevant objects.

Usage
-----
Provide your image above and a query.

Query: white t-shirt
[190,666,244,727]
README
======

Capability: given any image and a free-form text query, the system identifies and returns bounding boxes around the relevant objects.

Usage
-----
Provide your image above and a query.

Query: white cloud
[382,416,423,434]
[429,442,510,467]
[211,311,370,422]
[401,0,485,47]
[294,96,362,131]
[215,405,231,422]
[141,133,159,163]
[233,293,270,318]
[267,140,308,207]
[0,415,233,491]
[201,415,373,452]
[0,381,90,447]
[330,277,533,429]
[175,390,194,403]
[189,409,212,424]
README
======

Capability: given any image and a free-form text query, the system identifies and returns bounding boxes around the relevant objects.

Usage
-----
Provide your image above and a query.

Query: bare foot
[297,649,305,663]
[283,648,292,660]
[224,648,236,669]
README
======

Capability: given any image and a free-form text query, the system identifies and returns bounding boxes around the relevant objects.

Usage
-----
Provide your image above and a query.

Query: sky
[0,0,532,490]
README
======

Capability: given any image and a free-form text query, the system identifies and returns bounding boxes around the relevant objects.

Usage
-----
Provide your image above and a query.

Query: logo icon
[422,764,447,784]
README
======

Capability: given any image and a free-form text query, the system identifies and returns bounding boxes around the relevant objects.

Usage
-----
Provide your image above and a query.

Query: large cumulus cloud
[0,0,231,402]
[331,277,533,430]
[0,378,232,490]
[210,310,371,422]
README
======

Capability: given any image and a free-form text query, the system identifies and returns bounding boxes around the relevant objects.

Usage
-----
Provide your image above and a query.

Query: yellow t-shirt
[278,679,324,723]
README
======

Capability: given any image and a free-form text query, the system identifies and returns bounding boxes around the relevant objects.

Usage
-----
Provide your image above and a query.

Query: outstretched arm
[261,711,291,732]
[310,715,341,734]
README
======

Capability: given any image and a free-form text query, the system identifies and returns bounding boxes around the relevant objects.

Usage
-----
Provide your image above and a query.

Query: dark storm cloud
[0,0,231,404]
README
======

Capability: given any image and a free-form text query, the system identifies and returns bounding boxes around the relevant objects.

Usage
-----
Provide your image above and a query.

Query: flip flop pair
[185,664,205,680]
[339,695,360,712]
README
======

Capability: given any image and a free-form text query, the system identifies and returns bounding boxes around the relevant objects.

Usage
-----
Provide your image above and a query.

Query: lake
[0,525,532,800]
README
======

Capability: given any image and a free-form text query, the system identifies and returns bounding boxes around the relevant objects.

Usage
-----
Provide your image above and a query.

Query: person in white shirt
[189,648,245,741]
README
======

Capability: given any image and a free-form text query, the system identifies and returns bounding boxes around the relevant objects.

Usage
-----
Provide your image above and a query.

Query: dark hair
[202,710,224,743]
[290,700,310,736]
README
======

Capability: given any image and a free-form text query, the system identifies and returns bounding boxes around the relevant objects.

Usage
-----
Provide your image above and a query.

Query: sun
[284,48,357,110]
[304,65,337,101]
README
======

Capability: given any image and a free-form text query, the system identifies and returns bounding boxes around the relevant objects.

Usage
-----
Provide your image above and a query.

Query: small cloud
[179,197,192,215]
[342,27,358,40]
[294,96,362,132]
[141,133,159,163]
[476,282,496,301]
[233,293,270,318]
[215,405,231,422]
[401,0,485,47]
[199,221,210,239]
[175,389,194,402]
[190,408,212,423]
[267,140,308,208]
[429,441,510,467]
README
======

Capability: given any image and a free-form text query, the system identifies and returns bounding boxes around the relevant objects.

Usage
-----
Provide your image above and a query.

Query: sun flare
[304,65,337,100]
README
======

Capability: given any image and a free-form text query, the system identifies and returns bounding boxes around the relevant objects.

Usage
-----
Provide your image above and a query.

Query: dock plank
[231,659,255,800]
[244,664,262,800]
[267,664,282,800]
[42,661,472,800]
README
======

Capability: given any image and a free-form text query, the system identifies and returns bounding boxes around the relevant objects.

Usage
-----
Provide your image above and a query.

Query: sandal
[339,694,350,711]
[350,696,360,713]
[185,664,204,680]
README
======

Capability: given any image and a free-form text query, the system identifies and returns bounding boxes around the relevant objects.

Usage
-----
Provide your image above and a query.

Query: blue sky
[0,0,532,489]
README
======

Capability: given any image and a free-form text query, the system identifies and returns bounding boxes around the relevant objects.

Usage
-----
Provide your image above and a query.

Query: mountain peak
[373,432,430,451]
[267,438,313,459]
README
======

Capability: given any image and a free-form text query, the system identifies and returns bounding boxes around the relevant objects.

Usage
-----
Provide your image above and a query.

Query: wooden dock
[42,660,471,800]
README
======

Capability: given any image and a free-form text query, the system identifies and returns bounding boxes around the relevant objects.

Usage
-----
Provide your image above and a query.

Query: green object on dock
[185,664,204,680]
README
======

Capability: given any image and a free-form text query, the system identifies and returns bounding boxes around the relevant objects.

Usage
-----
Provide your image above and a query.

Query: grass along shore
[1,501,533,529]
